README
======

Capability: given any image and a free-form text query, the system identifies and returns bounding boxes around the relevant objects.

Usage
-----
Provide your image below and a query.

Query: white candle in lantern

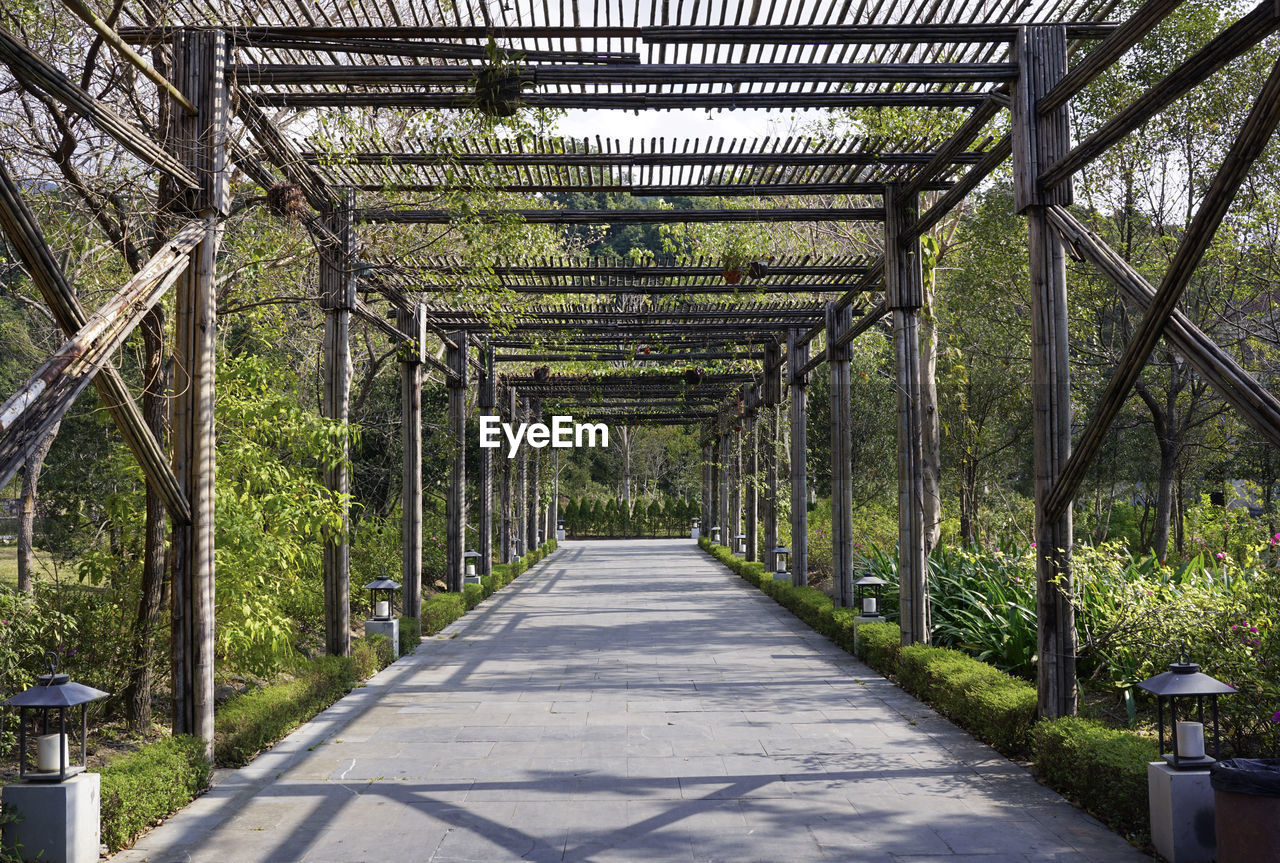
[37,732,69,772]
[466,563,476,577]
[1176,721,1205,759]
[863,596,877,614]
[375,600,389,619]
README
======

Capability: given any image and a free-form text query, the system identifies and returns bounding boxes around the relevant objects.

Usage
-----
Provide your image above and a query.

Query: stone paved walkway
[118,539,1149,862]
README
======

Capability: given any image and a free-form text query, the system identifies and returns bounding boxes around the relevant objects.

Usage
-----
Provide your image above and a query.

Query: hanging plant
[266,183,307,220]
[684,367,704,387]
[747,259,770,280]
[720,232,753,285]
[471,39,532,118]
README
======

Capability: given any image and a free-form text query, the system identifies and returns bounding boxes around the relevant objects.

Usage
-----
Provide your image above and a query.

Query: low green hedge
[1032,717,1156,844]
[397,615,420,656]
[700,540,1154,846]
[100,735,211,852]
[420,539,557,636]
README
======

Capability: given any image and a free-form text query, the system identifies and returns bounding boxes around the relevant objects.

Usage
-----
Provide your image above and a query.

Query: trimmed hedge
[420,539,558,636]
[397,615,420,656]
[699,539,1154,847]
[1032,717,1156,844]
[100,735,211,852]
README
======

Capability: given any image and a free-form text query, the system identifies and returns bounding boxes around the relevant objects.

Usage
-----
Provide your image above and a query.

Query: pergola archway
[2,0,1279,754]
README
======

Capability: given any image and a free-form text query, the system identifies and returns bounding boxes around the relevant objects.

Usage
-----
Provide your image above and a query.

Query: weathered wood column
[718,428,731,545]
[501,387,515,561]
[168,27,227,746]
[477,340,495,577]
[787,328,809,587]
[445,330,468,592]
[1014,25,1076,717]
[515,395,527,556]
[763,342,782,572]
[745,390,758,562]
[398,303,423,619]
[527,398,541,548]
[827,303,855,607]
[886,184,929,645]
[709,436,720,539]
[700,440,713,533]
[729,421,742,552]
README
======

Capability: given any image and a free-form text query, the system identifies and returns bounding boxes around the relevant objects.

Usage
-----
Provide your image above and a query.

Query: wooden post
[399,304,423,619]
[886,183,929,645]
[501,387,514,561]
[515,395,527,556]
[718,429,731,545]
[478,340,495,577]
[1013,25,1077,718]
[729,421,742,551]
[763,342,782,571]
[527,398,541,548]
[787,328,809,588]
[701,440,713,534]
[745,393,758,562]
[445,330,468,592]
[827,303,855,607]
[709,437,720,540]
[319,188,356,657]
[167,28,227,749]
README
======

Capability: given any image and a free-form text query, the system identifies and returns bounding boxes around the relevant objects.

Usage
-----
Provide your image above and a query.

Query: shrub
[99,735,211,852]
[895,644,1037,753]
[398,615,420,656]
[350,634,392,679]
[421,592,466,635]
[1032,717,1156,844]
[463,582,484,610]
[480,575,496,597]
[853,621,901,673]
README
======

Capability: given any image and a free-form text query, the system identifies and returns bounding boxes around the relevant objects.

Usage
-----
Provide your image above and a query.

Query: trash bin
[1210,758,1280,863]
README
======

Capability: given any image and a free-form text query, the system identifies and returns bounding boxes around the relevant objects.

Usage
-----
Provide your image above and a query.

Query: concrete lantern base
[1149,761,1216,863]
[1,772,101,863]
[365,618,400,660]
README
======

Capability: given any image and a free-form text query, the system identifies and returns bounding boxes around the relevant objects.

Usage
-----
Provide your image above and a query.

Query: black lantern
[364,576,401,621]
[5,653,107,782]
[855,575,887,617]
[772,545,791,580]
[1137,656,1236,769]
[464,549,482,578]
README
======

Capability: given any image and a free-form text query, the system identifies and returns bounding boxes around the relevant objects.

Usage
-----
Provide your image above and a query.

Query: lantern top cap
[363,577,401,591]
[463,550,482,559]
[7,673,108,708]
[772,545,790,555]
[854,575,888,586]
[1137,659,1236,697]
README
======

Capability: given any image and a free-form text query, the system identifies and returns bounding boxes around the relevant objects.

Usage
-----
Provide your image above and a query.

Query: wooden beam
[399,304,423,620]
[250,91,988,110]
[303,149,984,169]
[1040,0,1280,192]
[827,303,855,608]
[834,299,890,348]
[1046,205,1280,449]
[1045,52,1280,523]
[0,226,197,491]
[787,328,809,588]
[236,61,1018,87]
[359,207,885,225]
[885,185,928,646]
[1038,0,1185,115]
[910,135,1013,239]
[897,95,1005,202]
[321,189,355,657]
[167,28,225,753]
[0,160,194,524]
[233,96,332,211]
[446,332,468,591]
[1014,26,1077,719]
[0,26,199,189]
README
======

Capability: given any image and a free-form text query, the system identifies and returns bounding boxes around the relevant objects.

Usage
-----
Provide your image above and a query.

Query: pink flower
[1272,711,1280,723]
[1215,552,1227,560]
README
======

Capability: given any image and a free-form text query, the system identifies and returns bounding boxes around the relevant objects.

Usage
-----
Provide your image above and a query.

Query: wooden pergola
[3,0,1280,754]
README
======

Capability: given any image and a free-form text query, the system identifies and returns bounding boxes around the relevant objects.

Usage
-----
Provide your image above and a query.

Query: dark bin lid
[1210,758,1280,797]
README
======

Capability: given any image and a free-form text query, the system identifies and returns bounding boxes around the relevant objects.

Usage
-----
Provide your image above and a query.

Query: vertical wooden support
[886,183,929,646]
[729,423,742,549]
[1014,25,1077,717]
[515,395,527,556]
[398,304,423,619]
[787,328,809,588]
[501,387,514,560]
[745,395,758,562]
[709,437,720,538]
[477,340,495,577]
[827,303,855,607]
[718,429,731,544]
[320,188,356,657]
[445,330,468,592]
[168,28,227,747]
[763,342,782,572]
[701,441,713,532]
[527,398,541,548]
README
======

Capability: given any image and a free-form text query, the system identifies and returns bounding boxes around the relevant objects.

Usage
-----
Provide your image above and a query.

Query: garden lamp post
[855,575,887,618]
[711,525,721,545]
[1,654,107,863]
[691,516,700,540]
[362,577,402,660]
[1138,654,1236,863]
[557,519,566,541]
[772,545,790,581]
[735,533,747,558]
[464,549,482,585]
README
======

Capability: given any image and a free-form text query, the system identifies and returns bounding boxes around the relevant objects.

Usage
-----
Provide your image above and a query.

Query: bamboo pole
[745,397,758,563]
[359,207,885,225]
[502,388,515,561]
[399,305,423,620]
[787,328,809,588]
[446,332,468,592]
[763,342,782,573]
[478,340,495,578]
[827,303,855,608]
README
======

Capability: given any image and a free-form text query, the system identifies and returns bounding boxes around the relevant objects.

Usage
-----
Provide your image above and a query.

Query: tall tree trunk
[125,308,169,730]
[17,420,60,594]
[920,288,942,556]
